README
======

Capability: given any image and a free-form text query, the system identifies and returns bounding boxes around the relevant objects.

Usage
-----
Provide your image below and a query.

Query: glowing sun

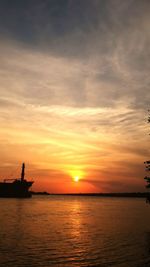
[74,176,80,182]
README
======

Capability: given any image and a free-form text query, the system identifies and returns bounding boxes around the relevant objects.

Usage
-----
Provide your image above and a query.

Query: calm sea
[0,196,150,267]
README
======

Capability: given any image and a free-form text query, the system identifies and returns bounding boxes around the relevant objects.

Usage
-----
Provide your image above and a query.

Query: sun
[69,169,84,183]
[74,176,80,182]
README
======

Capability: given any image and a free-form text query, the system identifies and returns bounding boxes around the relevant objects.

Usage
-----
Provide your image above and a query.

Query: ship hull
[0,180,33,198]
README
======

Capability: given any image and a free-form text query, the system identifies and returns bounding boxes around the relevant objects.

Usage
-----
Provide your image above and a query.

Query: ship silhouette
[0,163,34,198]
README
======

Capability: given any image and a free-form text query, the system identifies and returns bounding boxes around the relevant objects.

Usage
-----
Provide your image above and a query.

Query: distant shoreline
[31,191,150,198]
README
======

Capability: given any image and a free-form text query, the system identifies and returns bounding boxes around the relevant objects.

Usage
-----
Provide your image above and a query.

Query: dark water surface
[0,196,150,267]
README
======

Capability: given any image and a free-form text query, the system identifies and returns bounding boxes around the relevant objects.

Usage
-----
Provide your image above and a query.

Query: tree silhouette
[144,112,150,192]
[144,161,150,188]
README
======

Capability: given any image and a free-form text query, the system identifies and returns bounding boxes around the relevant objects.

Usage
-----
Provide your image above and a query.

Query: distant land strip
[31,192,150,198]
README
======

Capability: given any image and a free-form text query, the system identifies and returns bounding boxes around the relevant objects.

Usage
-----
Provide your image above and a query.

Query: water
[0,196,150,267]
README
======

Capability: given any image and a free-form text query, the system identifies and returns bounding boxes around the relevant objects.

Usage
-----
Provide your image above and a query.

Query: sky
[0,0,149,193]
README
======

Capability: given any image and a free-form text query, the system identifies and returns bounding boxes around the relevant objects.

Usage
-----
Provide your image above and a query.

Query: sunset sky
[0,0,149,193]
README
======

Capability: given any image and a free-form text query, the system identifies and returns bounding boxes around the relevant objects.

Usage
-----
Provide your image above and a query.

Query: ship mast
[21,163,25,181]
